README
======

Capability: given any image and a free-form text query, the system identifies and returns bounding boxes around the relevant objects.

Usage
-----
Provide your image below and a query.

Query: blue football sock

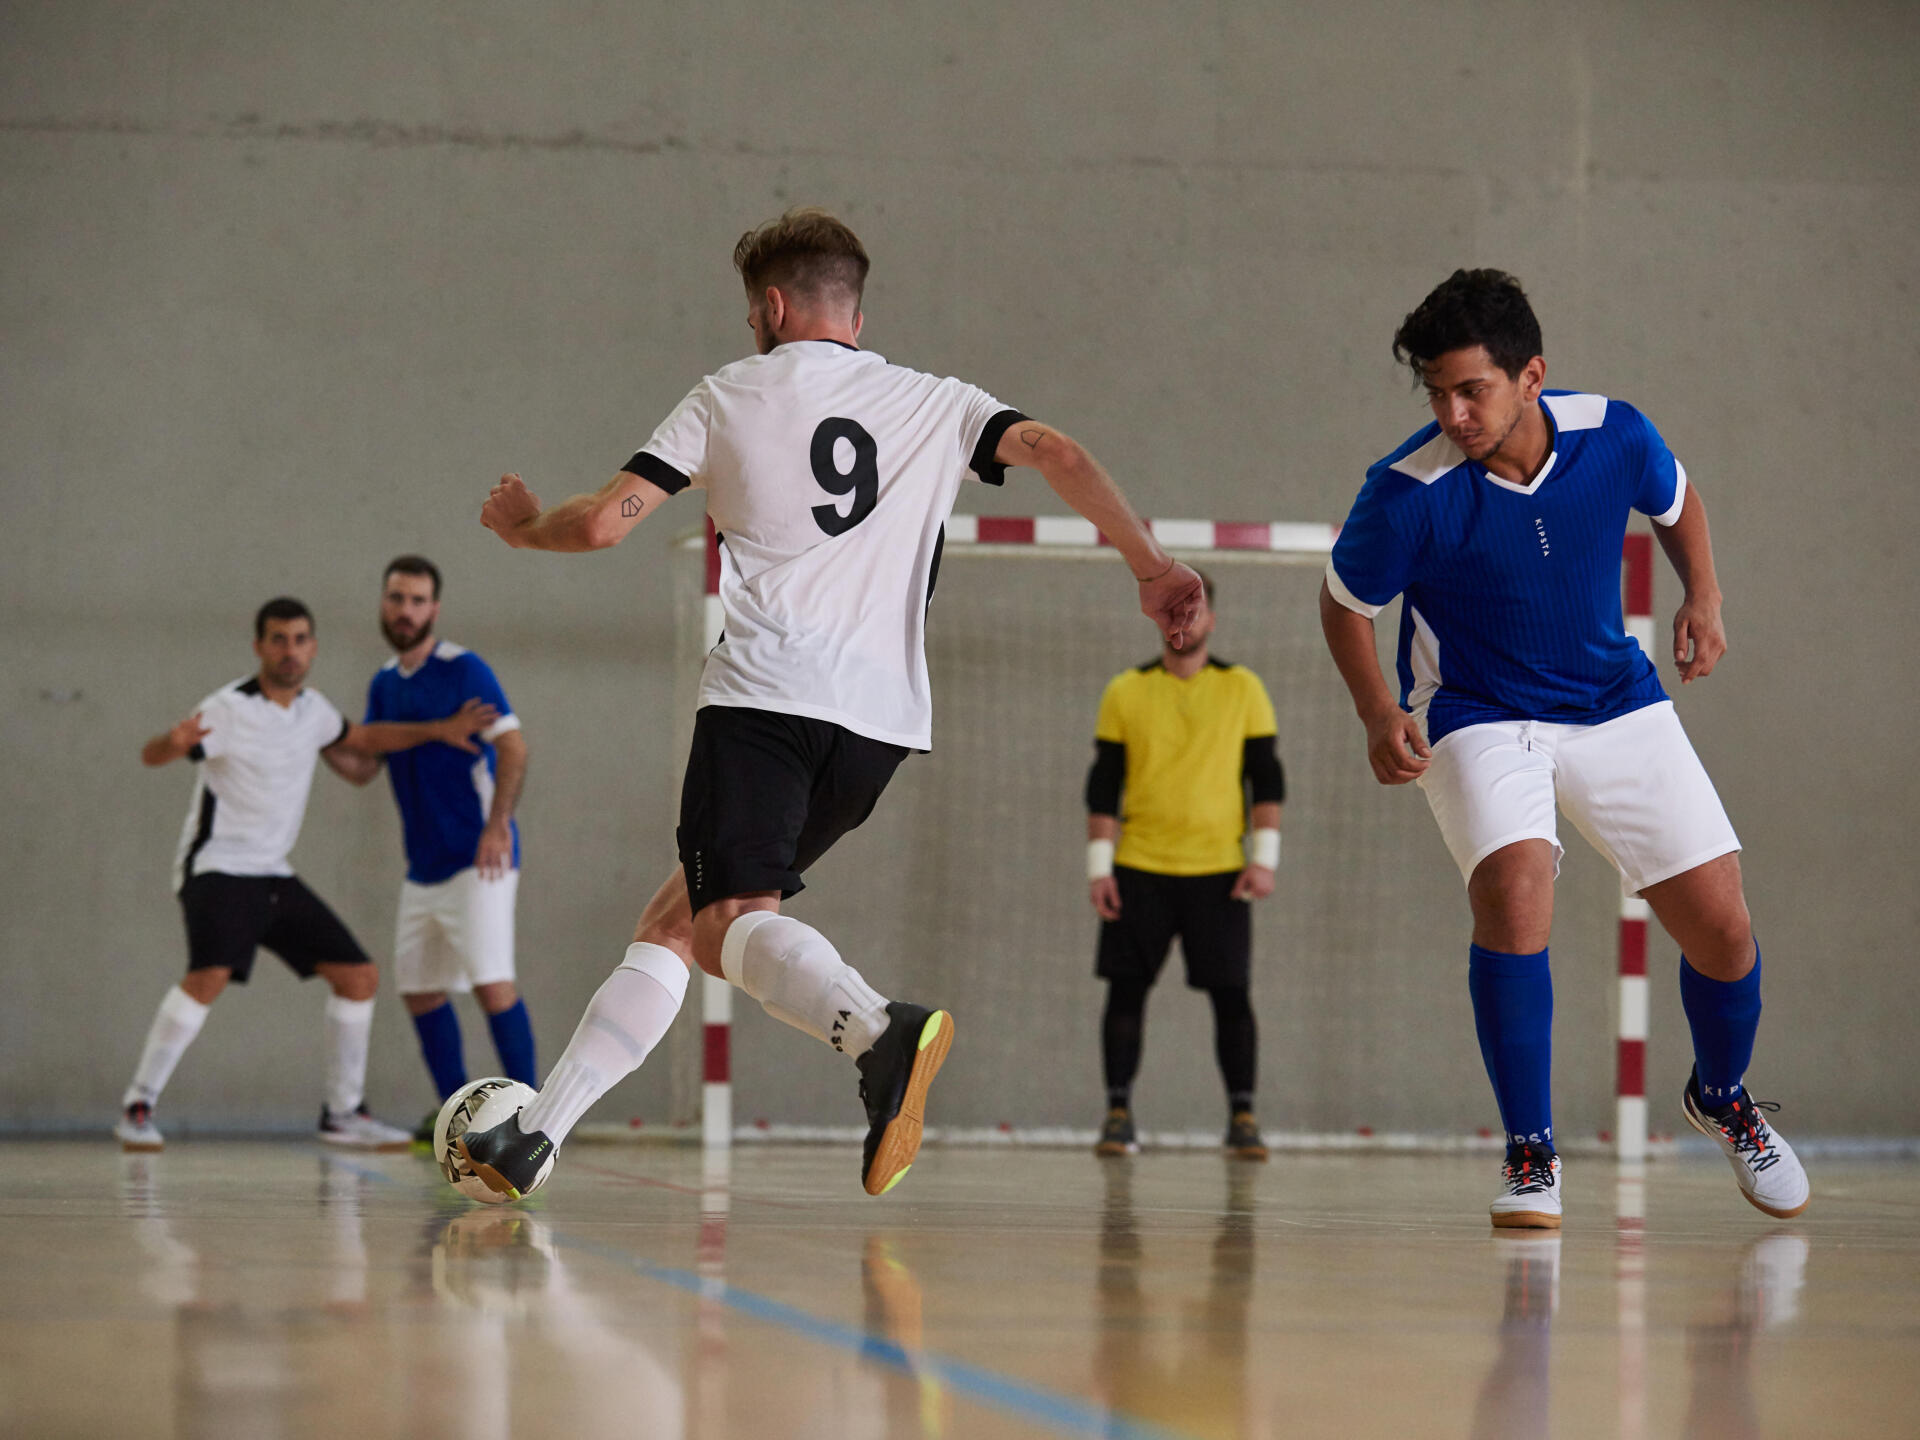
[1680,947,1761,1106]
[486,999,538,1086]
[1468,944,1555,1150]
[411,1001,467,1100]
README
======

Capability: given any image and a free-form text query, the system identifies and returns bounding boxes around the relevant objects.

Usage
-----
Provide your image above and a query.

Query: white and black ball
[433,1077,547,1205]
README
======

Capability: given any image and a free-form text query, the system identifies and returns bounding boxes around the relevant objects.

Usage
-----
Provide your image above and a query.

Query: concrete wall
[3,2,1914,1136]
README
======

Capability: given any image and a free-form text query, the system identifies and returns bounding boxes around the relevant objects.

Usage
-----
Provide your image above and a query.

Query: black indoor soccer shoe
[456,1111,557,1202]
[1095,1107,1140,1157]
[856,1003,954,1197]
[1224,1111,1269,1162]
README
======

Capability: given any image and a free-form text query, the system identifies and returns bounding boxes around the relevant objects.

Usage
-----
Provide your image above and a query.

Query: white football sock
[720,912,890,1058]
[124,985,211,1109]
[324,994,376,1117]
[519,943,690,1144]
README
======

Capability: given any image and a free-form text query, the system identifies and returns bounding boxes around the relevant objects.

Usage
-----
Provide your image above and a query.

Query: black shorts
[178,872,371,983]
[1096,866,1252,990]
[677,705,909,913]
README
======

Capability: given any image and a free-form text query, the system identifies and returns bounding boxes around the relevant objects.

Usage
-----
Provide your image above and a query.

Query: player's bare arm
[1318,581,1431,785]
[322,700,501,785]
[340,699,499,756]
[1651,483,1727,684]
[995,421,1204,650]
[481,471,674,553]
[1230,800,1284,901]
[1086,812,1122,920]
[475,728,527,880]
[140,711,211,767]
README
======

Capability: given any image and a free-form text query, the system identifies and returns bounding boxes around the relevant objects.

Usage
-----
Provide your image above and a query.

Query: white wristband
[1248,828,1281,870]
[1087,839,1115,881]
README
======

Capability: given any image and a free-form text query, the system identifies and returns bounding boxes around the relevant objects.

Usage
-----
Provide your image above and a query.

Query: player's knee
[635,907,695,955]
[1468,850,1554,946]
[634,872,696,953]
[693,899,784,982]
[1695,906,1754,973]
[1207,986,1254,1023]
[325,962,379,1000]
[182,968,229,1004]
[473,981,518,1014]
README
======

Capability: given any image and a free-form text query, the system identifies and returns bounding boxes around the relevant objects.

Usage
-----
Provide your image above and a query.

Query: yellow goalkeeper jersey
[1094,658,1278,876]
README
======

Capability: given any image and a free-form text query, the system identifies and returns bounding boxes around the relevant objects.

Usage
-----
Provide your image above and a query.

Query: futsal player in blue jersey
[1319,270,1808,1228]
[329,556,537,1133]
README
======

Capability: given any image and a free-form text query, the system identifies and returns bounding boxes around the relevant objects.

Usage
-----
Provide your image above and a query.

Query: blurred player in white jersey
[1319,270,1808,1227]
[458,207,1203,1200]
[116,597,499,1151]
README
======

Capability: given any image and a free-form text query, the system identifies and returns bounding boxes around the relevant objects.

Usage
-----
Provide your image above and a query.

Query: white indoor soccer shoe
[1489,1142,1563,1229]
[114,1102,164,1152]
[318,1104,413,1152]
[1681,1071,1810,1219]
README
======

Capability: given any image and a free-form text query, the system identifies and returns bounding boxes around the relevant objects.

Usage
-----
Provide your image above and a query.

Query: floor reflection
[425,1205,687,1439]
[1093,1160,1257,1439]
[860,1234,952,1438]
[1470,1234,1559,1440]
[1682,1232,1809,1440]
[117,1153,377,1440]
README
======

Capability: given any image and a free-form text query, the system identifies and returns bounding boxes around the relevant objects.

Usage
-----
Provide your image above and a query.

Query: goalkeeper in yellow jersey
[1084,571,1286,1161]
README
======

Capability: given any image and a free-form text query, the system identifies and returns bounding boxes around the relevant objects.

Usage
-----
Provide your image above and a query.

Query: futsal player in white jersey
[457,207,1203,1200]
[1319,270,1808,1227]
[115,598,499,1151]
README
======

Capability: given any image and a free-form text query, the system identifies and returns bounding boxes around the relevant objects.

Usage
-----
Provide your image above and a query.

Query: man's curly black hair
[1393,269,1543,380]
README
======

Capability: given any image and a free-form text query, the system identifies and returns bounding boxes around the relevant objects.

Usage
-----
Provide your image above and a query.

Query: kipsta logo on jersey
[620,495,644,518]
[1534,517,1551,558]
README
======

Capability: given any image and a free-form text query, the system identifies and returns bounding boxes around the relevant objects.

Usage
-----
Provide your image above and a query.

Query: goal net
[603,518,1647,1154]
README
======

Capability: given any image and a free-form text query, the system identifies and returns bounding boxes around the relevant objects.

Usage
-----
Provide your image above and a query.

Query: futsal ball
[434,1076,547,1205]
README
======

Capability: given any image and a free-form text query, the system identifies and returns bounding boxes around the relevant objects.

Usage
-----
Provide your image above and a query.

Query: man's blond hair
[732,207,870,311]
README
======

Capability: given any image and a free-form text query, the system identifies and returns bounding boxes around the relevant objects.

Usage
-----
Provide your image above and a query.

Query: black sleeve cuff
[622,451,692,496]
[324,717,352,750]
[1242,735,1286,805]
[187,744,206,763]
[967,409,1028,487]
[1085,739,1125,814]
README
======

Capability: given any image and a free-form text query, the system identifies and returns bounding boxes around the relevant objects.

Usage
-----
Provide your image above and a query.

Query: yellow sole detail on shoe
[865,1012,954,1196]
[453,1138,520,1200]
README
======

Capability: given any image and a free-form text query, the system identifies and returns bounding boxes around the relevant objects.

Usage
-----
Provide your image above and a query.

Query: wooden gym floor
[5,1139,1917,1438]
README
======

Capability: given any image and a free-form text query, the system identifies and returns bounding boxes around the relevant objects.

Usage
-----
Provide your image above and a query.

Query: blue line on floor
[556,1231,1198,1440]
[325,1151,1195,1440]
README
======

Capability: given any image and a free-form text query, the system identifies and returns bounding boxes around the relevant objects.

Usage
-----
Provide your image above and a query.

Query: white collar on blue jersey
[1389,392,1608,497]
[388,639,468,680]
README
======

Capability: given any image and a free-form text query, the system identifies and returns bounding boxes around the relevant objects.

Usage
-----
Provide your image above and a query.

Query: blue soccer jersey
[1327,391,1687,743]
[365,641,520,884]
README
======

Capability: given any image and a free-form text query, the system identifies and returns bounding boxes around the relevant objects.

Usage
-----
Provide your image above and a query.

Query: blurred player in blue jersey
[328,556,536,1135]
[1319,270,1807,1228]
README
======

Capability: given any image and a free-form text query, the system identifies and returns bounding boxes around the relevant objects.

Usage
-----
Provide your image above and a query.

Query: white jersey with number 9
[629,339,1021,751]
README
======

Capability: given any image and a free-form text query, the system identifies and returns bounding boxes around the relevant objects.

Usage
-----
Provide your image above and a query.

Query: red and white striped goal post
[688,519,1657,1159]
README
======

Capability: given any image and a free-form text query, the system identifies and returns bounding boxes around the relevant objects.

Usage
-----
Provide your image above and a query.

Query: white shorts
[1417,701,1739,896]
[393,868,519,993]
